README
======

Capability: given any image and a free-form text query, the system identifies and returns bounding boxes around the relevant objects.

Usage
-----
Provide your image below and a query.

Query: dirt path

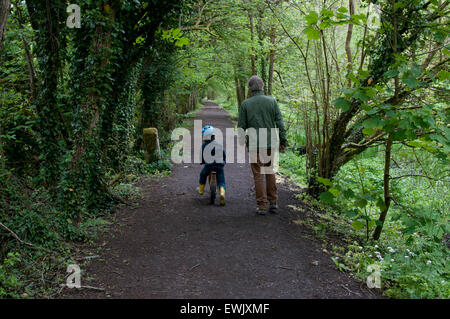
[65,102,378,299]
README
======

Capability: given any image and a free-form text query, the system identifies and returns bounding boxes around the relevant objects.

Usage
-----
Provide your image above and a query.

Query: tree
[0,0,11,51]
[282,0,449,199]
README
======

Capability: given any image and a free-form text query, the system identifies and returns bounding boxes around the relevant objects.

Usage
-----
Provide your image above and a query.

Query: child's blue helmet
[202,125,215,139]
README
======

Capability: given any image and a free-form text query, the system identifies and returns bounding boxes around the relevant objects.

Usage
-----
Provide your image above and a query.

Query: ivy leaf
[332,97,351,111]
[175,37,190,47]
[135,36,144,45]
[172,28,181,37]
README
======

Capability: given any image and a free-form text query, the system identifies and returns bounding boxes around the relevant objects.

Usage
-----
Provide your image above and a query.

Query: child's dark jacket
[201,140,226,166]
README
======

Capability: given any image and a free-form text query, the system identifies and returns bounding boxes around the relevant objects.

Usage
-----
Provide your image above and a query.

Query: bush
[0,252,22,298]
[122,149,172,176]
[279,146,450,298]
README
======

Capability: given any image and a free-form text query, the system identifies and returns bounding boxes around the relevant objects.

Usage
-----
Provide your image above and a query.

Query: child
[198,125,226,205]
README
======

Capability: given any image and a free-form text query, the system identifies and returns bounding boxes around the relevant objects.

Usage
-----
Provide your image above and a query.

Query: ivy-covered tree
[0,0,11,51]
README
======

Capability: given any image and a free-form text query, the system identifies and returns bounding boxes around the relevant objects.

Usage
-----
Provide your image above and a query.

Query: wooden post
[143,128,161,163]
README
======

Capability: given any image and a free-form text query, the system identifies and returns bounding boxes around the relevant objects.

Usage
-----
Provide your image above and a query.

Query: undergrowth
[279,150,450,299]
[0,149,173,298]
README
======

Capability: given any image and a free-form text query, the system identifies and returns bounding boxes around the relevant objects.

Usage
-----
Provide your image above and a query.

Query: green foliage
[159,28,191,47]
[123,151,173,177]
[0,253,22,298]
[216,96,239,120]
[381,240,449,298]
[0,0,196,297]
[303,26,320,40]
[268,2,449,296]
[111,183,142,201]
[279,151,307,186]
[332,97,351,112]
[282,143,449,298]
[1,0,448,299]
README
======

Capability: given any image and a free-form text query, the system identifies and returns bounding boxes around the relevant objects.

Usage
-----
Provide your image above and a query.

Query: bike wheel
[210,175,216,205]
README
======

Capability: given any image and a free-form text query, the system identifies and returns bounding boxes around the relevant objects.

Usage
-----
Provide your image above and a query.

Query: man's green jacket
[237,90,287,150]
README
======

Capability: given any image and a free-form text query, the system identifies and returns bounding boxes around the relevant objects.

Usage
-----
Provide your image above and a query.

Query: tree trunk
[234,74,242,107]
[14,1,36,100]
[248,10,256,75]
[345,0,355,88]
[373,134,392,240]
[0,0,11,52]
[68,2,118,224]
[71,20,114,170]
[234,64,246,108]
[373,0,397,240]
[301,0,447,199]
[268,25,276,95]
[25,0,65,185]
[256,10,267,94]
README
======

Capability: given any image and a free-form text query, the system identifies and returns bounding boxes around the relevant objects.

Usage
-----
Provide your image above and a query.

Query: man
[238,75,287,215]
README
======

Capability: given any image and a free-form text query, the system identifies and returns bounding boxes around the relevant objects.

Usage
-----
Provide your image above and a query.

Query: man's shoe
[198,184,205,195]
[256,208,267,216]
[269,202,278,214]
[219,187,226,206]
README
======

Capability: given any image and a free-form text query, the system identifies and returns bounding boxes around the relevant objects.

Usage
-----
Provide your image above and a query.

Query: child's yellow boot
[219,187,226,206]
[198,184,205,195]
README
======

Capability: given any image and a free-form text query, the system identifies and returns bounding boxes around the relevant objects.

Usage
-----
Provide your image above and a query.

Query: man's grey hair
[248,75,264,92]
